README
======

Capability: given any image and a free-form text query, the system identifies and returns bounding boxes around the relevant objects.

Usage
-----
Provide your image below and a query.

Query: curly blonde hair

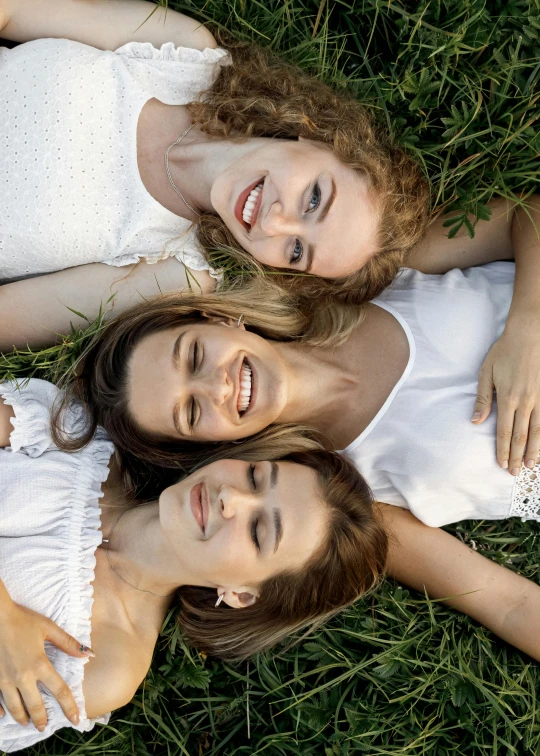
[187,37,430,333]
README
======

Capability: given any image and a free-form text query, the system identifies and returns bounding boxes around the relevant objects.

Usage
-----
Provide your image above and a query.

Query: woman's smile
[234,177,265,231]
[190,481,209,535]
[127,321,288,441]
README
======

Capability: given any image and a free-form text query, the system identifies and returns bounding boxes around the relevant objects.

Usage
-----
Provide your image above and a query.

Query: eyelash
[248,465,260,550]
[251,518,261,551]
[188,341,203,430]
[289,182,321,265]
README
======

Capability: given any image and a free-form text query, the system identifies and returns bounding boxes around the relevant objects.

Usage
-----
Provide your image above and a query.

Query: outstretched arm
[378,503,540,661]
[0,0,216,51]
[408,194,540,476]
[0,258,214,352]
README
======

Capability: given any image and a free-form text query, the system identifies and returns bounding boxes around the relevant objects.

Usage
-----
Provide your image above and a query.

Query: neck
[167,128,266,215]
[273,339,363,432]
[100,501,202,599]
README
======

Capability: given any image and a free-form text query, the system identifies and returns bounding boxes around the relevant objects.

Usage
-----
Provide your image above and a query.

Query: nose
[219,485,258,520]
[199,366,232,407]
[259,201,299,237]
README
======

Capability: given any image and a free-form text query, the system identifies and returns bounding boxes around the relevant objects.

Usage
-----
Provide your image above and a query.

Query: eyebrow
[172,331,186,369]
[273,508,283,553]
[304,177,337,274]
[270,462,283,553]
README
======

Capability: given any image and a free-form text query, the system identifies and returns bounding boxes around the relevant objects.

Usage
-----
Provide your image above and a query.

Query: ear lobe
[217,588,258,609]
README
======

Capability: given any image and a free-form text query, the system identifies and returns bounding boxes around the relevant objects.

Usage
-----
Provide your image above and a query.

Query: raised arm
[0,258,213,351]
[0,0,216,51]
[409,194,540,475]
[378,503,540,661]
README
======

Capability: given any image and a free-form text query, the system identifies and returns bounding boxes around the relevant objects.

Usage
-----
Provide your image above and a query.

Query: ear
[216,588,258,609]
[199,312,245,331]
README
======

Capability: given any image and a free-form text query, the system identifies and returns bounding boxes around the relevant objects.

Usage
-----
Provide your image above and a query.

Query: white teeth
[238,361,252,413]
[242,182,263,226]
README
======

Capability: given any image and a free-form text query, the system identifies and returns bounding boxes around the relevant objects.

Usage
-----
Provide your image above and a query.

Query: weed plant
[1,1,539,754]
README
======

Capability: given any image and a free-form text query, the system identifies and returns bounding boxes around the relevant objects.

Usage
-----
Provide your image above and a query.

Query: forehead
[268,461,328,571]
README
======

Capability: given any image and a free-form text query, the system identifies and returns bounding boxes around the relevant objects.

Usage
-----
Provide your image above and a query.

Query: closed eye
[191,340,203,373]
[251,518,261,551]
[188,397,199,430]
[248,463,257,491]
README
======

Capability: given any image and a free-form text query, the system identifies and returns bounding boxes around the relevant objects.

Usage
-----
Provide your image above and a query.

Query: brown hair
[188,37,430,327]
[175,449,387,660]
[53,280,341,466]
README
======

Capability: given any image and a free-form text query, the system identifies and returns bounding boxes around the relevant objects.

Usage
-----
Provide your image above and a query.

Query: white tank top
[343,263,540,527]
[0,38,228,281]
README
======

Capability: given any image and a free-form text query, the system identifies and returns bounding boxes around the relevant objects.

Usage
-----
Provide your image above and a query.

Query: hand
[472,325,540,474]
[0,600,94,732]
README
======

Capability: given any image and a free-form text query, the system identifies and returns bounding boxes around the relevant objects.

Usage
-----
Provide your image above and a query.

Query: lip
[236,356,257,418]
[190,482,208,535]
[234,177,265,231]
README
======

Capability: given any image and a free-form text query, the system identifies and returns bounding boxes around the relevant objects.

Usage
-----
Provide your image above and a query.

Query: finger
[524,409,540,470]
[0,685,29,726]
[43,620,94,659]
[472,372,494,424]
[40,667,79,726]
[508,411,531,475]
[496,406,516,470]
[18,681,48,732]
[0,703,5,717]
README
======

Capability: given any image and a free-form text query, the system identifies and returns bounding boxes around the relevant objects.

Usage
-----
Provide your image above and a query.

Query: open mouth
[234,178,265,231]
[237,358,253,416]
[190,482,208,535]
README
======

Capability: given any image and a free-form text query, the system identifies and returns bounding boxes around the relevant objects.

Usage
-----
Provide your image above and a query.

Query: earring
[237,314,244,328]
[215,594,224,607]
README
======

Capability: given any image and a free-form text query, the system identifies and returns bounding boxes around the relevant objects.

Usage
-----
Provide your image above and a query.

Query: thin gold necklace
[102,509,173,599]
[164,123,200,216]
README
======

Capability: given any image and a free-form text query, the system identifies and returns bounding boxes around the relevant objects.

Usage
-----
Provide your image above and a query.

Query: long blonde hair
[52,280,351,467]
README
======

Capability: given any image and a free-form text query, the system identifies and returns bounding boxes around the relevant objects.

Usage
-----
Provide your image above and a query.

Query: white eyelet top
[0,379,114,752]
[0,38,229,281]
[343,263,540,527]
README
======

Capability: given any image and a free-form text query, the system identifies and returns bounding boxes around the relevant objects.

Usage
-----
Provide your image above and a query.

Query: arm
[0,0,216,51]
[409,195,540,474]
[0,258,214,352]
[0,398,14,447]
[378,503,540,660]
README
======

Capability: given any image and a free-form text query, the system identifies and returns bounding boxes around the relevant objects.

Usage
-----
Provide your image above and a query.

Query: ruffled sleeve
[0,379,60,457]
[113,41,230,105]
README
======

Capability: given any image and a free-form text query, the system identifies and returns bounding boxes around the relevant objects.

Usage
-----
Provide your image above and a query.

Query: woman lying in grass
[0,0,428,346]
[0,378,385,750]
[65,227,540,661]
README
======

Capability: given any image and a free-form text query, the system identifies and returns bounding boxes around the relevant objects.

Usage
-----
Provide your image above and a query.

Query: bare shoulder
[82,624,152,719]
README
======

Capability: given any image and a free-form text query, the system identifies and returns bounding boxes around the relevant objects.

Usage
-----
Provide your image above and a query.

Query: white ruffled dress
[0,38,229,280]
[0,379,114,752]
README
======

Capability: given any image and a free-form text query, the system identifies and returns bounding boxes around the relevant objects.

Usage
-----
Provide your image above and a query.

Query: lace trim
[510,461,540,521]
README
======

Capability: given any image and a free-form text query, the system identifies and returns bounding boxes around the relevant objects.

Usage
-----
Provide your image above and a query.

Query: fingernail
[471,411,482,421]
[510,467,520,476]
[37,724,46,733]
[79,645,95,657]
[526,459,535,469]
[501,460,508,469]
[70,714,79,725]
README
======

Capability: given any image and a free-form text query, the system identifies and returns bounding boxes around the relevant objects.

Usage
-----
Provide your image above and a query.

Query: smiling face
[210,138,381,278]
[128,320,288,441]
[159,458,328,603]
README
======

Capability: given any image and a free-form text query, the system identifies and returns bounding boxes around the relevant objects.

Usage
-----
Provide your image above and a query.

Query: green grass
[2,1,540,754]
